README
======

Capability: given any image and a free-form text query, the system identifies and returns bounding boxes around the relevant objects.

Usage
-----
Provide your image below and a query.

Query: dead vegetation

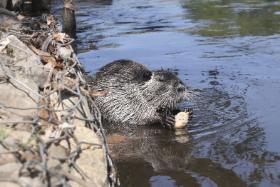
[0,11,118,187]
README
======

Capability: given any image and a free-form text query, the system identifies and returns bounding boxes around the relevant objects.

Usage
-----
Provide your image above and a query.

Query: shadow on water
[51,0,280,186]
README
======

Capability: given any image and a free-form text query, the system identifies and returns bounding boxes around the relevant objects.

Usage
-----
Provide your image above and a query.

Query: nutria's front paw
[164,115,175,129]
[163,108,192,129]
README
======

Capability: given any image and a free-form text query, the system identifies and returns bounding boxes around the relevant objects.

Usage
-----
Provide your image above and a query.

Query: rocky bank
[0,9,117,187]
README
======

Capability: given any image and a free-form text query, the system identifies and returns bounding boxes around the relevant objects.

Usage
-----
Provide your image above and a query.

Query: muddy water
[52,0,280,186]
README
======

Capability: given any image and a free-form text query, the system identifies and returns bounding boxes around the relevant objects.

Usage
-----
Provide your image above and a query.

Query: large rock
[0,35,49,123]
[0,8,21,30]
[54,96,109,187]
[0,35,113,186]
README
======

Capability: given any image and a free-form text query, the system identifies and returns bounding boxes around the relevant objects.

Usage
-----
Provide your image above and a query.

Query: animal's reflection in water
[106,87,280,186]
[108,127,246,187]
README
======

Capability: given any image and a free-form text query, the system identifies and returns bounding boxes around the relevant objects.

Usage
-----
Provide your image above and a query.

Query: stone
[52,96,109,186]
[0,9,21,31]
[0,182,20,187]
[47,144,69,170]
[0,143,17,165]
[0,35,49,123]
[0,162,21,177]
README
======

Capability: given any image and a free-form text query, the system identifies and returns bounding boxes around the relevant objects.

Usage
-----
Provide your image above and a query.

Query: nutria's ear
[154,71,168,82]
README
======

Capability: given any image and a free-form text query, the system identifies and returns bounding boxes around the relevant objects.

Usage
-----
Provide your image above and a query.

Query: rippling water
[52,0,280,186]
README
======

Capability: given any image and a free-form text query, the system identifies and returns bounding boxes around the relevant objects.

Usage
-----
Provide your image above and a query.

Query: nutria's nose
[177,86,185,92]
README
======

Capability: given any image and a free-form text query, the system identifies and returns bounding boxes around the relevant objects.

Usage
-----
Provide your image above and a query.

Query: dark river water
[52,0,280,186]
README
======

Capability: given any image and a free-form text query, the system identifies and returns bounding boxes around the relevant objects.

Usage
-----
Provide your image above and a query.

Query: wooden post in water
[6,0,22,11]
[20,0,50,16]
[0,0,8,8]
[63,0,76,38]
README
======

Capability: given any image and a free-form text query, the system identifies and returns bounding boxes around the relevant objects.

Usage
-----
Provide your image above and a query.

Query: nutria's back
[93,60,188,126]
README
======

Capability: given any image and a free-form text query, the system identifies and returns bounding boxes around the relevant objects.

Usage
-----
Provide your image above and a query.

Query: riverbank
[0,9,117,187]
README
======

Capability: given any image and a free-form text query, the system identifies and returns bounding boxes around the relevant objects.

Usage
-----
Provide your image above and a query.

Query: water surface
[52,0,280,186]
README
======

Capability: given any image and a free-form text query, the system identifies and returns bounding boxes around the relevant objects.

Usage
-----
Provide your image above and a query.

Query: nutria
[92,59,189,126]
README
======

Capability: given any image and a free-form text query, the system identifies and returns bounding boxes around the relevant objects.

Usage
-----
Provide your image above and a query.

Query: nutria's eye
[177,87,185,92]
[157,76,166,82]
[159,78,165,82]
[142,71,152,81]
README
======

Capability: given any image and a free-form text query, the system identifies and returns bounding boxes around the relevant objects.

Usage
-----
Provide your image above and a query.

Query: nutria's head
[142,70,188,110]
